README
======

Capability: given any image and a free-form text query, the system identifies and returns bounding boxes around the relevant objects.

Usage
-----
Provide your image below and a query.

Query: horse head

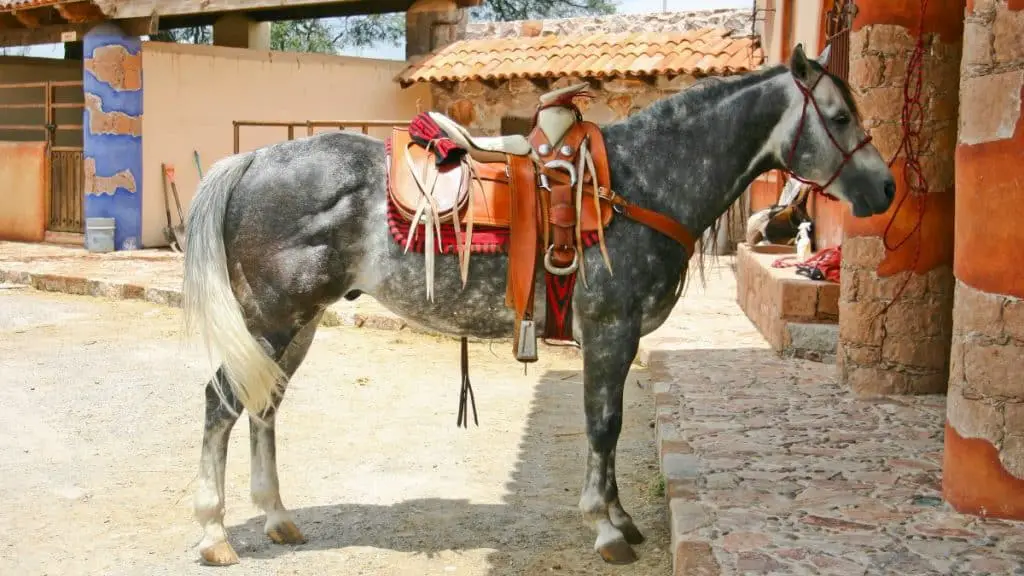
[777,43,896,218]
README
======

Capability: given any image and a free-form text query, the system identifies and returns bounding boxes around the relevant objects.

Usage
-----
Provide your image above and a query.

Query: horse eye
[833,112,851,125]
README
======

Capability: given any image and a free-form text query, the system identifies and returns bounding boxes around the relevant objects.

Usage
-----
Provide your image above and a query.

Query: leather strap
[506,154,538,356]
[609,195,697,259]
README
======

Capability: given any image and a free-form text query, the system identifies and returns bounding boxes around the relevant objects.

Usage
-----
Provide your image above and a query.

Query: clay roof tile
[396,26,765,86]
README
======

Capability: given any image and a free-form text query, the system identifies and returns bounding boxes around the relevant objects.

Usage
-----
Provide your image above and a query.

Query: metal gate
[0,80,85,234]
[822,0,856,81]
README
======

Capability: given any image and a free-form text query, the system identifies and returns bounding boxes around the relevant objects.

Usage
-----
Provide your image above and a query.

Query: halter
[782,71,873,199]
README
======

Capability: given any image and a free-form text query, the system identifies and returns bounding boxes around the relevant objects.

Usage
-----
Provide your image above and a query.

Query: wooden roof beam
[55,2,106,23]
[11,9,44,28]
[94,0,418,20]
[0,14,157,48]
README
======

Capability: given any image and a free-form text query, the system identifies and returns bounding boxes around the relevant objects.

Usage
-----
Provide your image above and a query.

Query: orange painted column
[837,0,963,396]
[943,0,1024,521]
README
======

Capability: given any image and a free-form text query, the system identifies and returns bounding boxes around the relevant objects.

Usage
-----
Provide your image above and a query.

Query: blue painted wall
[83,23,143,250]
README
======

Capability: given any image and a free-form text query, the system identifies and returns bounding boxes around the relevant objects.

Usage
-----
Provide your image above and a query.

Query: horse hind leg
[248,312,323,547]
[193,312,322,564]
[194,371,244,566]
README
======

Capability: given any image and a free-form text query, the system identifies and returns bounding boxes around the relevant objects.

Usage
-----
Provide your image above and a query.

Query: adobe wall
[139,41,430,248]
[837,0,963,396]
[943,0,1024,521]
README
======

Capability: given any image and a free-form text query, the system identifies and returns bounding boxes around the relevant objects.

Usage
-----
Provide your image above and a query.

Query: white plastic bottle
[796,221,812,260]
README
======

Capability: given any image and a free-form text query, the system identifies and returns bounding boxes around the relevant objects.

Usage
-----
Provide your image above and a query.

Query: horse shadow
[227,367,671,574]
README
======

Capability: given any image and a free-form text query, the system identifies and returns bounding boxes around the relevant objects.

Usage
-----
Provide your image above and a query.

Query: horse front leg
[578,313,644,564]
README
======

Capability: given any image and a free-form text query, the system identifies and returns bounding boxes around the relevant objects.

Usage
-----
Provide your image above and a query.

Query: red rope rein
[876,0,930,316]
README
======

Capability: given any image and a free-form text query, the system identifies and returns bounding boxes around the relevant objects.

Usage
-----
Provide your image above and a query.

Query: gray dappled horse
[182,45,895,566]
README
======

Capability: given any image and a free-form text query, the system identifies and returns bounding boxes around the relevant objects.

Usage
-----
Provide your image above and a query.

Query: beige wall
[139,41,431,248]
[0,141,47,242]
[0,56,81,145]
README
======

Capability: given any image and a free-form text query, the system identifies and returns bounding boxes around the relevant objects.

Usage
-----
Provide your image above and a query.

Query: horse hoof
[267,520,307,545]
[618,522,646,545]
[199,541,239,566]
[598,539,638,565]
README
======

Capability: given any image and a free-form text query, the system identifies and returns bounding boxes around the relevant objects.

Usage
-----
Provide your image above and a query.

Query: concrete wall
[0,141,47,242]
[139,41,431,248]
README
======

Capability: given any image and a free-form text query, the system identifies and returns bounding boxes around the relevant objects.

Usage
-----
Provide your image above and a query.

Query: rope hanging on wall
[877,0,930,316]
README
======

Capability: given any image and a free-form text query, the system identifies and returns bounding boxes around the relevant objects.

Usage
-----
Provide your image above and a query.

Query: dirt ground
[0,285,670,576]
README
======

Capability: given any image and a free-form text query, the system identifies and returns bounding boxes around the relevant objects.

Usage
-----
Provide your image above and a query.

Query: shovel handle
[163,164,186,222]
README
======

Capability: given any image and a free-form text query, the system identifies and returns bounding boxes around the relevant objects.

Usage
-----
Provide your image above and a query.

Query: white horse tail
[182,151,284,418]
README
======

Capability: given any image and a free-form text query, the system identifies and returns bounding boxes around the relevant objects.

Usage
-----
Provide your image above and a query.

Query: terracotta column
[943,0,1024,520]
[837,0,963,396]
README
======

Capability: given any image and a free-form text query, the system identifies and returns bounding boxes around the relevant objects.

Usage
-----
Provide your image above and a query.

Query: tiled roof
[397,27,764,87]
[0,0,64,9]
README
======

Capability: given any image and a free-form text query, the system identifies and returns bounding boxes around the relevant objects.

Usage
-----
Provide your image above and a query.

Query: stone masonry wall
[943,0,1024,521]
[433,9,754,135]
[837,2,962,396]
[431,75,693,136]
[465,8,753,39]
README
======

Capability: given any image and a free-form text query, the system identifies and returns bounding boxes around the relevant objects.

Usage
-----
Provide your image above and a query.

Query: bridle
[782,71,873,199]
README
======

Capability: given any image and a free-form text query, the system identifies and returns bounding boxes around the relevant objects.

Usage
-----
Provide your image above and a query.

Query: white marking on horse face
[766,72,867,204]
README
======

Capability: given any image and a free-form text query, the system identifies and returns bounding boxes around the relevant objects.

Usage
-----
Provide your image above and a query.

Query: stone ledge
[648,354,721,576]
[734,243,838,362]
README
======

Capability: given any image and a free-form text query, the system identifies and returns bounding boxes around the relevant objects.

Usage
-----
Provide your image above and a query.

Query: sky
[18,0,752,60]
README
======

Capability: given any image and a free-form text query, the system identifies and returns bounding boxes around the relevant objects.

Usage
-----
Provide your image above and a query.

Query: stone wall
[431,74,693,136]
[433,9,756,135]
[465,8,753,39]
[837,2,962,396]
[943,0,1024,521]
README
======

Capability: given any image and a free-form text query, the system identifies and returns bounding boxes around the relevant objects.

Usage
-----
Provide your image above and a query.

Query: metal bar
[47,81,84,88]
[51,146,83,152]
[0,124,47,131]
[0,103,45,109]
[233,122,240,155]
[44,81,53,147]
[232,120,411,128]
[54,125,83,130]
[49,103,84,109]
[287,125,294,140]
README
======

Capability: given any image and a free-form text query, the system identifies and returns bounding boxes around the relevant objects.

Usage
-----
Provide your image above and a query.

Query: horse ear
[789,43,810,80]
[817,44,832,67]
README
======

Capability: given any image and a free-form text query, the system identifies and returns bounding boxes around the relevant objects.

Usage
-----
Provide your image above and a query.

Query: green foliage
[152,0,616,54]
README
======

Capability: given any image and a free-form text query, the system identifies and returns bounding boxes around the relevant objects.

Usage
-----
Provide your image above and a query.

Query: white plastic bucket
[85,217,116,253]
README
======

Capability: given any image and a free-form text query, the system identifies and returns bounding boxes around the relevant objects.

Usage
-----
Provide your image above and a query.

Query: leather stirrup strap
[506,155,539,360]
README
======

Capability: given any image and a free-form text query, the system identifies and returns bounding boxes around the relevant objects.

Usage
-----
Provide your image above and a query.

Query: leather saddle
[386,83,696,364]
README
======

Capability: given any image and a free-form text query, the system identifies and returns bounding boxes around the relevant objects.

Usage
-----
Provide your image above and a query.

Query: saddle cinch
[387,84,696,423]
